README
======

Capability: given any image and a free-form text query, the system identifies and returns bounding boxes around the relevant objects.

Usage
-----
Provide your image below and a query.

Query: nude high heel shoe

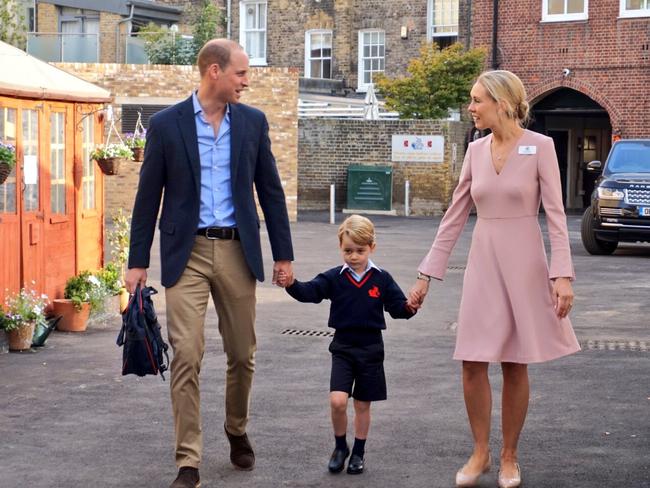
[498,462,521,488]
[455,454,491,487]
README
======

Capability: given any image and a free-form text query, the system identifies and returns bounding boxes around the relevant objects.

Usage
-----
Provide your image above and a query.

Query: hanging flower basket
[132,147,144,162]
[96,157,125,176]
[0,142,16,185]
[90,143,134,176]
[124,131,146,162]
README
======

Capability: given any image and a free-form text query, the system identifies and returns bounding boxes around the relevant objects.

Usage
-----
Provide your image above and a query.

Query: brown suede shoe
[224,423,255,470]
[169,467,200,488]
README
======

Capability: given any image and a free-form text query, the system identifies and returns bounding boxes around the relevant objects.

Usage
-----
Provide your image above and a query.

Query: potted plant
[95,262,123,313]
[0,141,16,185]
[0,287,48,351]
[52,271,105,332]
[90,143,134,176]
[124,131,146,162]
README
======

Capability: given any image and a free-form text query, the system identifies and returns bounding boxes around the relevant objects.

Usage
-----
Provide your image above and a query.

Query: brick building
[227,0,460,94]
[467,0,650,209]
[28,0,189,63]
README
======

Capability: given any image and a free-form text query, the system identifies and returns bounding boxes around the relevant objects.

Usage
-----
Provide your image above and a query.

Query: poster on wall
[391,135,444,163]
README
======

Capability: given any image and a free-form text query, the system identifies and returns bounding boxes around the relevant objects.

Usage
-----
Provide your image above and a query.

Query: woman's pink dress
[419,129,580,363]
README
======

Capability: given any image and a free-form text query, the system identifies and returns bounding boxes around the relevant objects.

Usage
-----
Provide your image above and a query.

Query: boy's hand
[408,280,429,309]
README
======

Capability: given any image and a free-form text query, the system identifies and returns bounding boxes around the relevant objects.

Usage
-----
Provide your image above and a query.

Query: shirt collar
[340,259,381,275]
[192,91,230,118]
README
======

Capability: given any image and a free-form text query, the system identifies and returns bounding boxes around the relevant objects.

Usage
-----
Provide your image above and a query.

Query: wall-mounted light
[562,68,571,77]
[400,25,408,39]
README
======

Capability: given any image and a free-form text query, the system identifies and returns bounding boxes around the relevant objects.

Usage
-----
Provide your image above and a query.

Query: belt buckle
[205,227,220,240]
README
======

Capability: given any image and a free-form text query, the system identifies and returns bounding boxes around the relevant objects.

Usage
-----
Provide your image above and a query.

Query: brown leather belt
[196,227,239,240]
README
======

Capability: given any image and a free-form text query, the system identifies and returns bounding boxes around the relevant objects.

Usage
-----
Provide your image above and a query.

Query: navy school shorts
[329,339,387,402]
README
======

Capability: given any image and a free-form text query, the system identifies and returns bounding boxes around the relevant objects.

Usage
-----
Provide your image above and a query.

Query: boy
[277,215,416,475]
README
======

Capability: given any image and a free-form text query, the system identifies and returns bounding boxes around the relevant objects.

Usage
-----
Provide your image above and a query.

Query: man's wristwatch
[417,272,432,282]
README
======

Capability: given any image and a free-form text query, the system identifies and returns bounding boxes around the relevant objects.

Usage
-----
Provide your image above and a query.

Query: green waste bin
[346,165,393,211]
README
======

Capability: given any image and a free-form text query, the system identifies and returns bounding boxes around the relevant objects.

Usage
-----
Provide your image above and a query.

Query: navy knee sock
[352,438,366,457]
[335,434,347,451]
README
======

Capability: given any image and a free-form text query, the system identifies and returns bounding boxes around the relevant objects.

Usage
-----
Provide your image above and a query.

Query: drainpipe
[116,4,135,63]
[227,0,232,39]
[491,0,499,69]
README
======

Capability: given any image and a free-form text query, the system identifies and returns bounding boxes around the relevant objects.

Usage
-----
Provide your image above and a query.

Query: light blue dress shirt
[192,92,236,228]
[340,259,381,282]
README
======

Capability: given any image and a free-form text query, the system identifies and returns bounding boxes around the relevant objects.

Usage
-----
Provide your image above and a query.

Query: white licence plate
[640,207,650,217]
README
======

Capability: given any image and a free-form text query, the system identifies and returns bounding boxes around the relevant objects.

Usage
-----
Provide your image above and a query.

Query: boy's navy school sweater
[286,265,415,330]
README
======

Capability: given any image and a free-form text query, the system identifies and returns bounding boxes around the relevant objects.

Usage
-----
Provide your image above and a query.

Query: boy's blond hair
[337,215,376,246]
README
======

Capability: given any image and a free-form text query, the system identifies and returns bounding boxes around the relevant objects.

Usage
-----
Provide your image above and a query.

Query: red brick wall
[470,1,650,138]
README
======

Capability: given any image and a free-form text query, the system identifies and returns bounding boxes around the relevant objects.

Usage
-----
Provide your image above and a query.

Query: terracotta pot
[52,299,90,332]
[7,322,35,351]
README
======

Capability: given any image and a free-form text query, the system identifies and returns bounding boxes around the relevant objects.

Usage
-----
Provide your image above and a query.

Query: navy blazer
[128,96,294,287]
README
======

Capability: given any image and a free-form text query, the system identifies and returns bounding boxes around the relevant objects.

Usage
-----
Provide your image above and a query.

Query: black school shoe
[347,454,364,474]
[328,447,350,473]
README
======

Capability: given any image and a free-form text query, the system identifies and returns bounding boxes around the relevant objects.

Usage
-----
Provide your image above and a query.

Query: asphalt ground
[1,211,648,488]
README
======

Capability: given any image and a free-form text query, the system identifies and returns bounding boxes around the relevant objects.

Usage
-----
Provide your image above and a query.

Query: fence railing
[27,32,99,63]
[298,101,399,119]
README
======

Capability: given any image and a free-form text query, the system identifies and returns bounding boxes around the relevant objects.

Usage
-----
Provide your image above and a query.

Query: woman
[409,70,580,488]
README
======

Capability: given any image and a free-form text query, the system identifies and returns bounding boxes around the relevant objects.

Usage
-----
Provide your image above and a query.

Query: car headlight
[597,187,625,200]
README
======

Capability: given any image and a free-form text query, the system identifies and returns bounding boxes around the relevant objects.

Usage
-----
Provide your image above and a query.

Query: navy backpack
[117,286,169,380]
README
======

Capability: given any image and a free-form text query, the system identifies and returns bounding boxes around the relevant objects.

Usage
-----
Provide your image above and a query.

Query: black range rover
[581,139,650,255]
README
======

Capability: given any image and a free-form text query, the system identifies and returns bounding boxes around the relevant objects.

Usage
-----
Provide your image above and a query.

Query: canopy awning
[0,41,112,103]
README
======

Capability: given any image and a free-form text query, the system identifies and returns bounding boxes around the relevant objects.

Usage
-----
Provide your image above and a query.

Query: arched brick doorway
[529,88,612,210]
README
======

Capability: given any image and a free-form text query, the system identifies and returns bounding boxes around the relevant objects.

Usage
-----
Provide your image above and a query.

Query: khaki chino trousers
[165,235,256,468]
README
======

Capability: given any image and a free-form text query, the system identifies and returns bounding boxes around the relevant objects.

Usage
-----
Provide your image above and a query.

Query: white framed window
[50,112,66,215]
[239,1,267,65]
[619,0,650,17]
[81,115,95,210]
[542,0,588,22]
[357,30,385,92]
[427,0,458,48]
[305,30,332,79]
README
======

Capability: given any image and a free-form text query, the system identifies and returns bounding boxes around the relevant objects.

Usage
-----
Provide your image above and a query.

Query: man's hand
[125,267,148,294]
[272,260,293,287]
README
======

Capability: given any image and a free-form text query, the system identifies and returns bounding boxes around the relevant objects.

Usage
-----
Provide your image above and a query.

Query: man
[126,39,294,488]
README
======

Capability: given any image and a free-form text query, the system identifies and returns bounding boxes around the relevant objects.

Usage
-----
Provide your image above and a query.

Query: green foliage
[0,1,26,50]
[0,142,16,169]
[95,263,121,296]
[141,0,223,65]
[375,42,486,120]
[107,209,131,283]
[0,288,48,332]
[64,271,105,312]
[90,143,134,161]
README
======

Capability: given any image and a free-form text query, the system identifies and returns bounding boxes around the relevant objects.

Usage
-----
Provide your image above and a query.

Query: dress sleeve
[285,272,332,303]
[418,144,474,280]
[538,137,575,280]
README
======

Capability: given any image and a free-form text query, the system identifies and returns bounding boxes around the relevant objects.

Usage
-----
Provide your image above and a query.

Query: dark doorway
[547,130,569,205]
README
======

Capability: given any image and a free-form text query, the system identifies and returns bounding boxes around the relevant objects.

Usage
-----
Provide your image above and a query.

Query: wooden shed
[0,41,112,304]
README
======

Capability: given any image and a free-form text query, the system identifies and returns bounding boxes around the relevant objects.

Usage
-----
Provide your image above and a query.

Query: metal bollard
[405,180,410,217]
[330,184,335,224]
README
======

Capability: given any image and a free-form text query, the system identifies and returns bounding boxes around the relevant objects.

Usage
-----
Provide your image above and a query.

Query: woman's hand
[408,279,430,310]
[552,277,574,318]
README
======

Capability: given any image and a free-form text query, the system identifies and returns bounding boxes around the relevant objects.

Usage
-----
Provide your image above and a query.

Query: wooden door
[20,103,45,294]
[75,104,104,273]
[43,103,76,299]
[0,102,20,305]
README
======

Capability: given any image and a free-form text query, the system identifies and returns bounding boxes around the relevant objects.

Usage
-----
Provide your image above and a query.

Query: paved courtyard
[1,212,648,487]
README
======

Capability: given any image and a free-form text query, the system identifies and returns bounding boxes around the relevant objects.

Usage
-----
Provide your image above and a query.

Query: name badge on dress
[518,145,537,155]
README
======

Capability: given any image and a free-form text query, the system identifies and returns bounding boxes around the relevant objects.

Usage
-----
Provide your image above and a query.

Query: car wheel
[581,207,618,255]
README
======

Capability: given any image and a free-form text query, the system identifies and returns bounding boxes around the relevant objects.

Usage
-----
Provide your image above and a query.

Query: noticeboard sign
[391,135,445,163]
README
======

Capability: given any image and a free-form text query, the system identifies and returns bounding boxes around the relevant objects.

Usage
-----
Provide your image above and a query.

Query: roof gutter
[116,4,135,64]
[491,0,499,69]
[227,0,232,39]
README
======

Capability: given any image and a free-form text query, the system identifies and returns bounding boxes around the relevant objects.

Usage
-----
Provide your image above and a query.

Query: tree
[375,42,486,119]
[141,0,224,65]
[0,1,26,50]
